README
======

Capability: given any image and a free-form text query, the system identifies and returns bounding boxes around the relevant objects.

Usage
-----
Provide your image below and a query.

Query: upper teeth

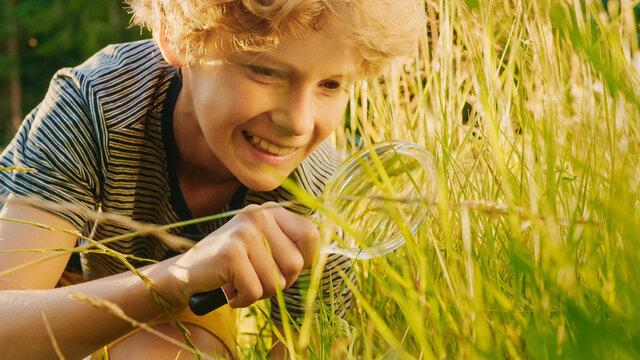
[246,133,295,155]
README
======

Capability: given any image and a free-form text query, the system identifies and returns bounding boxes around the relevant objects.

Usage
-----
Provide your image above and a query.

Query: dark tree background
[0,0,149,145]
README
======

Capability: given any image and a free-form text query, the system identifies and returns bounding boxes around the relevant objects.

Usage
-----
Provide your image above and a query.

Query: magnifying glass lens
[321,140,435,259]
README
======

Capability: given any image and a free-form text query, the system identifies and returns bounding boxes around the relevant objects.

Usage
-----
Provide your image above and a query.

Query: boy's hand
[174,202,319,308]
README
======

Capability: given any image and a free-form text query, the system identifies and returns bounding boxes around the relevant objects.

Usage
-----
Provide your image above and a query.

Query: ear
[157,23,182,67]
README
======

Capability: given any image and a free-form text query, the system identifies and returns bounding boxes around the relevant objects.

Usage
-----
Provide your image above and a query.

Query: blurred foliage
[0,0,149,144]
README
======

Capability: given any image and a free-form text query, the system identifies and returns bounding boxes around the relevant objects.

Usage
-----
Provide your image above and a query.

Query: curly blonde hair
[126,0,425,74]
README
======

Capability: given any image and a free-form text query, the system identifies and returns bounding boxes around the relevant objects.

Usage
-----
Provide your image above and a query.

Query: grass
[242,0,640,358]
[2,0,640,358]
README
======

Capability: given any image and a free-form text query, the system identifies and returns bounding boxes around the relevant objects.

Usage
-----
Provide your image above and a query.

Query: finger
[246,232,288,299]
[222,283,236,302]
[226,251,263,308]
[270,206,320,268]
[256,209,305,289]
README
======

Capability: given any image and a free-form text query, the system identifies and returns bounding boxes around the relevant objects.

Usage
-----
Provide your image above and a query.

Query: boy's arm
[0,199,320,359]
[0,198,77,290]
[0,198,189,359]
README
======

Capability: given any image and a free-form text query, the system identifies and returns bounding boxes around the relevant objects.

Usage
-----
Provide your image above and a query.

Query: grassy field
[3,0,639,359]
[238,0,640,359]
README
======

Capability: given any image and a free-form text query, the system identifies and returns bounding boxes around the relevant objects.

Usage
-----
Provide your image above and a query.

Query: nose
[271,87,315,136]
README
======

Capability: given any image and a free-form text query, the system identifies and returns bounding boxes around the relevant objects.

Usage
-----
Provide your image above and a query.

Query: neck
[172,75,241,216]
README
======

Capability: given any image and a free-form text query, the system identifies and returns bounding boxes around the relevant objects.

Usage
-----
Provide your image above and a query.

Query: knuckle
[246,283,263,302]
[244,204,261,211]
[261,284,277,299]
[220,240,246,263]
[281,255,304,278]
[241,204,263,220]
[232,224,258,242]
[302,223,320,242]
[261,202,280,217]
[248,205,272,224]
[262,273,283,298]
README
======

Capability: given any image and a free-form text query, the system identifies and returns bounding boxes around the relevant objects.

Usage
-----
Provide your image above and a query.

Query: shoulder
[48,40,177,130]
[63,40,168,82]
[52,40,175,105]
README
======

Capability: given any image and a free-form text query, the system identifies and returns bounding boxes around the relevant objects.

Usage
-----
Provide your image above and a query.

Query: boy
[0,0,425,358]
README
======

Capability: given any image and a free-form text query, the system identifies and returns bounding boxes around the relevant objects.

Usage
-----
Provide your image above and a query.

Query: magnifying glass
[189,140,435,315]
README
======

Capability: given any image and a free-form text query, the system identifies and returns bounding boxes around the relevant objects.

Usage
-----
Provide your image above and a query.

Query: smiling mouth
[242,131,296,156]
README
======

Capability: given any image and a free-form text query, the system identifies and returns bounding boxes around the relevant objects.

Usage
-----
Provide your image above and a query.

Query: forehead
[206,30,363,79]
[262,33,360,76]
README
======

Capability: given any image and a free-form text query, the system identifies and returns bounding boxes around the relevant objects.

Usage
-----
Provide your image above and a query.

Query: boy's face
[180,30,361,191]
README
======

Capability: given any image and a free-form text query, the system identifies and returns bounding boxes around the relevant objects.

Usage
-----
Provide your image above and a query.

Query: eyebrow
[236,51,358,80]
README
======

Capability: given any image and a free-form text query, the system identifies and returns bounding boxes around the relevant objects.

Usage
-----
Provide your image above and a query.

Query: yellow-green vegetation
[3,0,639,358]
[242,0,640,359]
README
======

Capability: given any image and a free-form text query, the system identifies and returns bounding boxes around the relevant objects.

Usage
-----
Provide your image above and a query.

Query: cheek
[316,98,349,134]
[191,81,250,130]
[190,77,222,120]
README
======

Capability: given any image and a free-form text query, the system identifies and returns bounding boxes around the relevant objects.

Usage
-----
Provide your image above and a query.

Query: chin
[237,160,301,192]
[246,182,281,192]
[239,173,287,192]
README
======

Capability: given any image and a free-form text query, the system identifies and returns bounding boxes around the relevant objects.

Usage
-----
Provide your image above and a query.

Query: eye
[246,65,282,83]
[320,80,342,94]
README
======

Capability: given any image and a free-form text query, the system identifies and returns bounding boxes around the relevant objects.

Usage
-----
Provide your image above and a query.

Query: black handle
[189,288,228,316]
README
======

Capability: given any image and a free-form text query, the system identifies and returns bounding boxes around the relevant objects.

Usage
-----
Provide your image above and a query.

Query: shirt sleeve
[0,69,102,230]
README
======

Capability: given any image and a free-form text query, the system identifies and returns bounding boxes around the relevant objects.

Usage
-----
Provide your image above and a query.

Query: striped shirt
[0,40,353,323]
